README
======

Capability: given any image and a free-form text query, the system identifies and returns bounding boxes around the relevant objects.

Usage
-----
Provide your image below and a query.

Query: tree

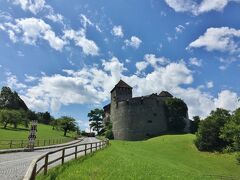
[58,116,77,136]
[36,111,52,125]
[190,116,201,134]
[195,108,231,151]
[88,108,104,135]
[220,108,240,151]
[0,109,24,128]
[0,86,28,110]
[165,98,188,132]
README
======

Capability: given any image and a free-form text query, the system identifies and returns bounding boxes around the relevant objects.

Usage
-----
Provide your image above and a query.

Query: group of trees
[194,108,240,162]
[165,97,188,133]
[0,86,30,129]
[0,86,78,136]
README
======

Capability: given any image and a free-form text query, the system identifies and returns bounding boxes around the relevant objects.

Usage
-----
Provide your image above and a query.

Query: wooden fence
[23,139,109,180]
[0,138,72,149]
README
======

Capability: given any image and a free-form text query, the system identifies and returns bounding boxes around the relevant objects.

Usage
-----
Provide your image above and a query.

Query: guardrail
[0,138,73,149]
[23,139,109,180]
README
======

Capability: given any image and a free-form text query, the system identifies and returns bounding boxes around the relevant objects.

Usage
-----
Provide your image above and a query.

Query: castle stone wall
[111,96,168,141]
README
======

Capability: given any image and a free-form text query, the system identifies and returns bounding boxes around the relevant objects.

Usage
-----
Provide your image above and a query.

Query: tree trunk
[3,122,8,128]
[64,129,67,136]
[14,123,17,129]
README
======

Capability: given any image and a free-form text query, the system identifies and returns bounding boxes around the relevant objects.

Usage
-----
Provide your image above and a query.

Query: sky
[0,0,240,131]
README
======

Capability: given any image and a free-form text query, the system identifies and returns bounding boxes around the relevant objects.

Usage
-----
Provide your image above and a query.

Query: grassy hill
[0,124,76,149]
[38,134,240,180]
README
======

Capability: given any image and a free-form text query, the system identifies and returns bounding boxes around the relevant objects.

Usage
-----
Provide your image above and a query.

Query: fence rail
[0,138,73,149]
[23,139,109,180]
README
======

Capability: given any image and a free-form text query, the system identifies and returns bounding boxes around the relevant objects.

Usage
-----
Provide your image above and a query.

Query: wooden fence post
[85,144,87,155]
[75,146,77,159]
[90,143,92,153]
[31,163,37,180]
[21,140,24,148]
[96,142,98,150]
[10,140,12,148]
[62,149,65,164]
[44,154,49,175]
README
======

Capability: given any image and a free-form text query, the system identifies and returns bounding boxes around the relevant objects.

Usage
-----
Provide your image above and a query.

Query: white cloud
[13,0,46,14]
[188,27,240,53]
[175,25,185,33]
[5,72,27,89]
[165,0,240,15]
[189,57,202,67]
[135,54,170,74]
[7,56,239,119]
[25,74,38,82]
[80,14,93,28]
[124,36,142,49]
[0,11,12,21]
[144,54,170,68]
[112,25,124,37]
[45,13,63,23]
[214,90,240,111]
[206,81,214,88]
[17,50,24,57]
[3,18,66,51]
[136,61,148,72]
[164,0,197,13]
[63,29,99,56]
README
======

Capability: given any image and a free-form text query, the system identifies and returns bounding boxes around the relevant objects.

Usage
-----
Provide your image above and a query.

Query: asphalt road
[0,137,100,180]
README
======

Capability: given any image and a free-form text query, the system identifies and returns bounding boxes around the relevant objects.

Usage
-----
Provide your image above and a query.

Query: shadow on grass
[0,126,29,131]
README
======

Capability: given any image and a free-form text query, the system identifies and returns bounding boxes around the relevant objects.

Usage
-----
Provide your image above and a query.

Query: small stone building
[103,80,189,141]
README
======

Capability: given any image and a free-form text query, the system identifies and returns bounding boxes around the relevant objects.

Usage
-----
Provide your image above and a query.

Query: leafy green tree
[195,108,231,151]
[0,86,28,110]
[165,98,188,132]
[58,116,77,136]
[0,109,24,128]
[88,108,104,135]
[220,108,240,151]
[190,116,201,134]
[36,111,52,124]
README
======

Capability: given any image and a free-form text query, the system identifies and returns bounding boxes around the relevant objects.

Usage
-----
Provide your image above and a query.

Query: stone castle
[103,80,190,141]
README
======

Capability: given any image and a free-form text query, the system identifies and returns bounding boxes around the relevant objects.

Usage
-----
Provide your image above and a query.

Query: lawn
[0,124,76,149]
[37,134,240,180]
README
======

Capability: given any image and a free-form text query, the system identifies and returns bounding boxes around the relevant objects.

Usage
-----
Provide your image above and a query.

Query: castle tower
[110,80,132,103]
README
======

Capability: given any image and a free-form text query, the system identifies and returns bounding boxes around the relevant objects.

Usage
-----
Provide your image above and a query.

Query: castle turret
[111,80,132,103]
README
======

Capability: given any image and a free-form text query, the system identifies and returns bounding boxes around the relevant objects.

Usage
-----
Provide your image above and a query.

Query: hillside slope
[0,124,75,149]
[38,134,240,180]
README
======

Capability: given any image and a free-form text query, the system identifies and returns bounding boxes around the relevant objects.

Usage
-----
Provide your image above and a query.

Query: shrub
[105,130,114,139]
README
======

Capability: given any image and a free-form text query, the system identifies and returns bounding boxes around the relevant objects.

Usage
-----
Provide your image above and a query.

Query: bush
[105,130,114,139]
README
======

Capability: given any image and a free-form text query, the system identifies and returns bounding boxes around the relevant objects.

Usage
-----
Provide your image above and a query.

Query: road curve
[0,137,99,180]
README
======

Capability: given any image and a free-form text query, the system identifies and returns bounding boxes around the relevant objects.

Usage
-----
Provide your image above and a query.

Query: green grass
[0,124,76,149]
[37,134,240,180]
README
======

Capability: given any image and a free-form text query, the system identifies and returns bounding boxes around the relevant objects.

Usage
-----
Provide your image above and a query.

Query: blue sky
[0,0,240,131]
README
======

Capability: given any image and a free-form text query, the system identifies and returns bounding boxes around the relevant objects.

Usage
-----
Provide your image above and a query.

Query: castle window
[153,113,157,116]
[148,120,152,123]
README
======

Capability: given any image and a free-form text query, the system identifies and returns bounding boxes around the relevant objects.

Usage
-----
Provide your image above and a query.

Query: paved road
[0,137,100,180]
